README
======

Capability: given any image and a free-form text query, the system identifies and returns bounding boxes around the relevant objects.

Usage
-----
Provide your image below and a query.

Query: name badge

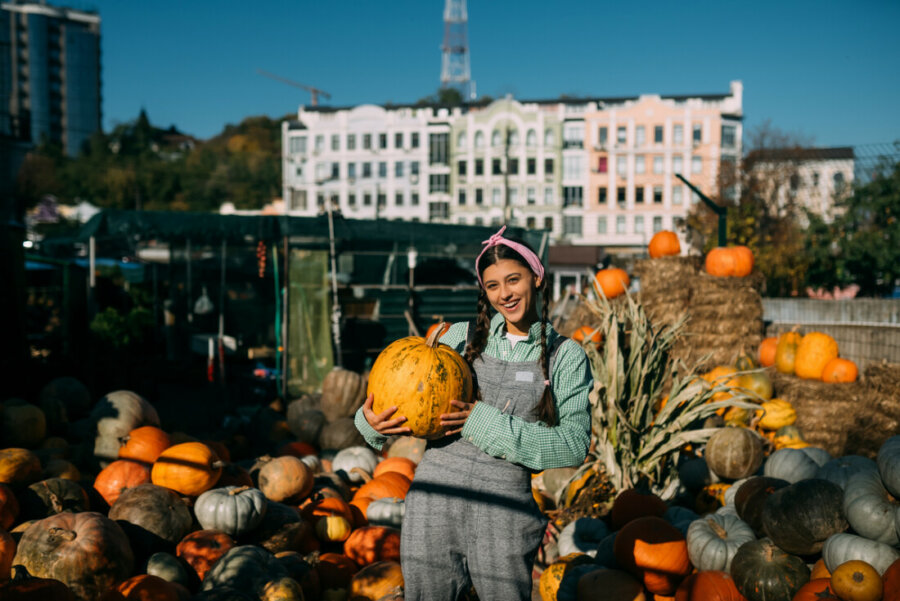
[515,371,534,382]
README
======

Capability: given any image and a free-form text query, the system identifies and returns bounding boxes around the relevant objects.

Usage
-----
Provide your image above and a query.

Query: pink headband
[475,226,545,287]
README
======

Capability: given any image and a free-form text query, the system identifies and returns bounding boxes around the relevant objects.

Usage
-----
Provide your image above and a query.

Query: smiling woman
[355,225,593,601]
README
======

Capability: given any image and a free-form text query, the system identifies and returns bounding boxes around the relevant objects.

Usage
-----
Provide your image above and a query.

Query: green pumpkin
[686,512,755,572]
[761,479,847,556]
[201,545,288,595]
[194,486,268,538]
[730,538,810,601]
[146,552,190,587]
[734,476,790,537]
[823,532,900,576]
[763,448,818,483]
[815,455,877,490]
[842,469,900,546]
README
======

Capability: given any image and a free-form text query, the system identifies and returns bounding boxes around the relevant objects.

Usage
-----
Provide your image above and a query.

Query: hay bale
[634,256,700,328]
[846,362,900,458]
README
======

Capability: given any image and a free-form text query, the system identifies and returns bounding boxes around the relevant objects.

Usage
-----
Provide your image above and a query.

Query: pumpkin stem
[211,461,226,470]
[349,467,373,483]
[425,323,447,348]
[48,527,76,542]
[707,518,728,540]
[228,486,251,495]
[853,571,864,583]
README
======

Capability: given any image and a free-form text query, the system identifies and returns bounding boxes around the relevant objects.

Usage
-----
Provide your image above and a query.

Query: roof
[747,146,855,162]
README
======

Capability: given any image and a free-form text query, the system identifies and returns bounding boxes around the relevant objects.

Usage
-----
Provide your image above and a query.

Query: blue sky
[70,0,900,147]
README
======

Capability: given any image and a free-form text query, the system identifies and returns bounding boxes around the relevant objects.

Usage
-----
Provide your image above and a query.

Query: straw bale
[634,257,699,328]
[865,362,900,397]
[845,362,900,457]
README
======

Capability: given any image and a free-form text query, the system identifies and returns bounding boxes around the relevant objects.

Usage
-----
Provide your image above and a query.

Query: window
[691,156,702,174]
[526,129,536,147]
[410,161,420,175]
[458,190,466,206]
[474,131,484,148]
[429,174,449,193]
[395,161,404,178]
[429,133,449,165]
[563,123,583,149]
[362,162,372,178]
[654,125,663,144]
[526,216,536,229]
[527,158,536,175]
[636,156,646,174]
[475,159,484,176]
[692,123,702,144]
[458,160,467,176]
[563,155,584,179]
[315,162,330,181]
[673,156,683,174]
[598,187,607,204]
[653,186,663,204]
[673,125,683,145]
[834,172,846,193]
[509,187,518,205]
[411,193,420,206]
[347,134,356,150]
[597,157,608,173]
[617,187,626,205]
[563,186,583,207]
[544,158,554,178]
[563,215,583,236]
[348,163,356,179]
[721,125,736,149]
[289,136,306,153]
[363,193,372,206]
[492,130,502,147]
[291,189,308,211]
[616,156,627,176]
[616,216,626,234]
[456,130,466,149]
[376,133,386,149]
[377,193,386,208]
[492,159,502,175]
[331,135,340,151]
[509,159,519,175]
[527,187,536,205]
[476,188,484,205]
[598,126,608,147]
[597,216,607,234]
[491,188,500,206]
[429,202,449,220]
[617,126,627,146]
[673,185,683,205]
[653,216,663,233]
[411,132,420,148]
[812,171,820,186]
[363,134,372,149]
[692,191,701,204]
[474,217,483,226]
[348,193,356,207]
[316,194,325,211]
[315,135,324,152]
[395,192,403,206]
[395,132,404,149]
[544,216,554,231]
[331,162,340,179]
[653,156,663,174]
[508,129,520,146]
[636,126,646,146]
[634,216,644,233]
[378,162,387,178]
[544,188,554,205]
[636,186,645,204]
[544,129,556,147]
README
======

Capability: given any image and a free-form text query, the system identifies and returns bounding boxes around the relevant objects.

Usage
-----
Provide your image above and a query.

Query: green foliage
[89,306,153,348]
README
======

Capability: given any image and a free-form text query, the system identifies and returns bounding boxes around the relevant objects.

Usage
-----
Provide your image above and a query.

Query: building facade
[1,1,101,157]
[282,81,743,254]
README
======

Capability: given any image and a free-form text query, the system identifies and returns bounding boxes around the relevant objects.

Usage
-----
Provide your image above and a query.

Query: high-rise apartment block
[1,1,101,157]
[282,81,743,252]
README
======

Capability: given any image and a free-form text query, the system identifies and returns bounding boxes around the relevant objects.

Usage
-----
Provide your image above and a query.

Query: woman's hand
[362,393,412,436]
[440,399,475,436]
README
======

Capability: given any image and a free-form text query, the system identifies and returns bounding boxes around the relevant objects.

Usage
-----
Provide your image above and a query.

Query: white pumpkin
[332,446,378,483]
[366,497,405,528]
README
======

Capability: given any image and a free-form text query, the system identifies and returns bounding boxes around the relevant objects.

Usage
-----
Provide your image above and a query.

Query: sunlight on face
[481,259,541,336]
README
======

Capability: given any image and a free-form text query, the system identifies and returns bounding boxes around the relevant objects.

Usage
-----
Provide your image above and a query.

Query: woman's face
[481,258,541,336]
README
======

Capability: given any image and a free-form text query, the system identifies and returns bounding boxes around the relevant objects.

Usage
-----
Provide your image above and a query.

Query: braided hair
[464,239,558,426]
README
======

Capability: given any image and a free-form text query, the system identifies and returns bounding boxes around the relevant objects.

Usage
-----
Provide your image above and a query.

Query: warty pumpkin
[648,230,681,258]
[774,330,802,375]
[368,325,473,439]
[822,357,858,383]
[794,332,839,380]
[830,560,882,601]
[151,442,224,496]
[594,267,630,299]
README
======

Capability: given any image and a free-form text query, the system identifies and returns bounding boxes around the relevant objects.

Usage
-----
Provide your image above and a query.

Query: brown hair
[464,241,557,426]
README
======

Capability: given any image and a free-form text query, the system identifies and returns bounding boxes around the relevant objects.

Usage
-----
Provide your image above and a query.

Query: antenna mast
[441,0,473,100]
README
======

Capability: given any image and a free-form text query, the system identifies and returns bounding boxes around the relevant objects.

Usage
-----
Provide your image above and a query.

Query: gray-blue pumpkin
[194,486,267,537]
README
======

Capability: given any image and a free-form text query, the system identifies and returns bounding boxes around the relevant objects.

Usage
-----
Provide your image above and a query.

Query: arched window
[456,130,467,149]
[492,130,502,147]
[474,131,485,149]
[508,129,520,146]
[544,128,556,147]
[526,129,537,147]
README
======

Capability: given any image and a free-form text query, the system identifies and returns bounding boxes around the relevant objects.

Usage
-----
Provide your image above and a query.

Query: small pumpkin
[425,321,452,340]
[758,337,778,368]
[685,513,754,572]
[572,325,603,348]
[302,495,356,524]
[343,526,401,567]
[151,442,224,497]
[763,448,819,483]
[176,529,236,582]
[258,456,314,503]
[594,268,630,299]
[538,552,596,601]
[756,398,796,430]
[830,560,883,601]
[730,538,810,601]
[774,330,802,375]
[373,457,416,481]
[822,358,858,383]
[332,446,379,483]
[93,459,151,507]
[117,426,171,465]
[731,245,754,277]
[146,551,190,587]
[315,515,353,542]
[704,427,764,480]
[368,327,474,440]
[0,448,42,486]
[705,247,737,277]
[761,478,847,556]
[365,497,405,529]
[648,230,681,259]
[674,570,743,601]
[194,486,268,537]
[794,332,839,380]
[792,578,840,601]
[823,533,900,576]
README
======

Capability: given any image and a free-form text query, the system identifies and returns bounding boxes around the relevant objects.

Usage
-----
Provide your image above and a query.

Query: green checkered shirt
[354,313,593,471]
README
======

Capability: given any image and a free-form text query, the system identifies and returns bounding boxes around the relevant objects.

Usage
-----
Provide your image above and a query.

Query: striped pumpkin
[368,324,473,439]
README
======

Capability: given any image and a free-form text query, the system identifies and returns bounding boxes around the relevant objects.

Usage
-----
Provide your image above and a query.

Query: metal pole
[218,239,226,383]
[88,236,96,289]
[282,235,289,402]
[675,173,728,247]
[186,238,193,323]
[326,202,343,366]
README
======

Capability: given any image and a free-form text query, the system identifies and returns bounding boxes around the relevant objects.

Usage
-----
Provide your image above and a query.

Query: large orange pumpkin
[344,526,401,567]
[93,460,151,507]
[705,247,737,277]
[674,571,743,601]
[373,457,416,481]
[649,231,681,258]
[775,331,802,374]
[594,268,630,299]
[150,442,223,496]
[794,332,839,380]
[731,246,754,277]
[821,358,858,383]
[117,426,171,465]
[758,337,778,367]
[368,326,473,439]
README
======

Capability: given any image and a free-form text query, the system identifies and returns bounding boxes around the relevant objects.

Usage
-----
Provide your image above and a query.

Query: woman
[355,226,593,600]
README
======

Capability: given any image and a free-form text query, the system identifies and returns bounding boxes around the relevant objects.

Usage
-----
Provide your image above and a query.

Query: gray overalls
[400,329,564,600]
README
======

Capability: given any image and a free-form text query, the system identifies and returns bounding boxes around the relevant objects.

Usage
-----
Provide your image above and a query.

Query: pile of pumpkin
[761,330,858,383]
[539,433,900,601]
[0,372,428,601]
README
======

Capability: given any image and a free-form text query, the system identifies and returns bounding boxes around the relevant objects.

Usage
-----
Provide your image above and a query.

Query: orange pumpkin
[883,558,900,599]
[0,529,14,584]
[353,473,412,505]
[93,460,151,507]
[112,575,180,601]
[117,426,171,465]
[257,456,314,503]
[368,327,473,439]
[277,441,318,458]
[176,529,235,582]
[425,322,451,340]
[595,268,630,299]
[793,578,839,601]
[151,442,223,497]
[344,526,401,567]
[731,246,754,277]
[0,448,41,486]
[350,560,404,601]
[302,496,356,524]
[705,247,737,277]
[811,558,832,581]
[0,484,19,530]
[794,332,839,380]
[830,560,882,601]
[821,358,858,383]
[758,337,778,367]
[373,457,417,481]
[649,231,681,258]
[614,516,691,595]
[572,325,603,348]
[674,571,743,601]
[775,331,802,374]
[316,552,359,590]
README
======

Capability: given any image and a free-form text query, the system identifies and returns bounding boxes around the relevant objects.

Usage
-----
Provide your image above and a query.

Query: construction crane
[256,69,332,106]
